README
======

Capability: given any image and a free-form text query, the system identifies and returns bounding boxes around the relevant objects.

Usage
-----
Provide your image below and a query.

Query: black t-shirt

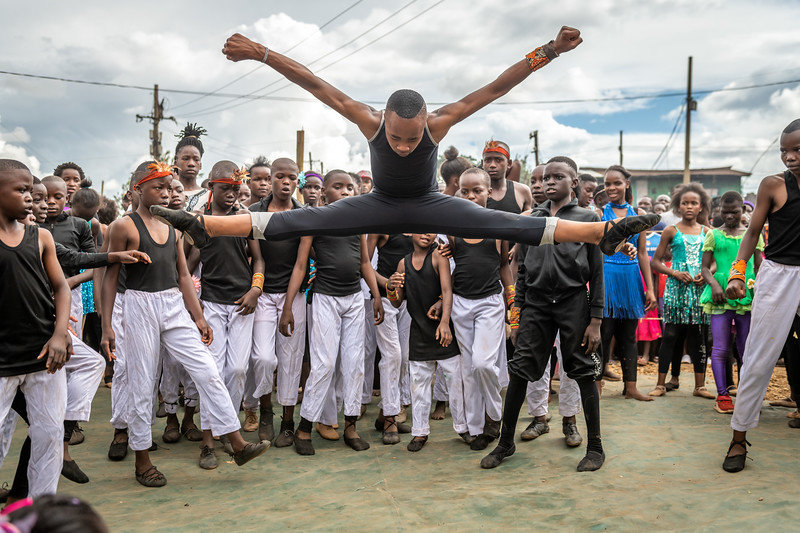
[0,225,55,376]
[312,235,362,297]
[125,212,179,293]
[250,195,307,294]
[452,238,502,299]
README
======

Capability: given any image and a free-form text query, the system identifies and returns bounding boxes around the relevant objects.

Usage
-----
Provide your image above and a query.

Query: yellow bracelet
[251,273,264,291]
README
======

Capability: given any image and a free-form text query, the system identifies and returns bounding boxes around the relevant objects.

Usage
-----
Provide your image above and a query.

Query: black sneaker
[722,439,750,473]
[108,430,129,461]
[62,459,89,484]
[521,419,550,441]
[563,419,583,448]
[598,214,660,256]
[480,443,516,469]
[470,433,494,451]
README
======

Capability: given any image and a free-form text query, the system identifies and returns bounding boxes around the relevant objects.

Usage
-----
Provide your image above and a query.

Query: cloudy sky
[2,0,799,197]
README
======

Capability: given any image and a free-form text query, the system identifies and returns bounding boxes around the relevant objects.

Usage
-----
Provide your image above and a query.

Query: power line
[167,0,366,111]
[1,71,798,108]
[749,136,779,175]
[651,104,685,169]
[179,0,423,117]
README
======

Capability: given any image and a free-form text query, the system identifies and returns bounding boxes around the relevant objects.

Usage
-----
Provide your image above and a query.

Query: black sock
[499,373,528,447]
[297,417,312,434]
[64,419,78,442]
[577,378,603,454]
[344,415,357,425]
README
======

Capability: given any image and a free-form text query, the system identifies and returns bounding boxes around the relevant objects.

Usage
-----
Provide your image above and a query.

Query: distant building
[582,166,749,200]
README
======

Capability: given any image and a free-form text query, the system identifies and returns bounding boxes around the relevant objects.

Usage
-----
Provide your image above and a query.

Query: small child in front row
[101,160,268,487]
[280,170,384,455]
[699,191,762,413]
[386,233,465,452]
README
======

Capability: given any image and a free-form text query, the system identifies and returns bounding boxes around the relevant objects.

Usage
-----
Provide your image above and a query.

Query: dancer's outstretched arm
[222,34,381,137]
[427,26,582,142]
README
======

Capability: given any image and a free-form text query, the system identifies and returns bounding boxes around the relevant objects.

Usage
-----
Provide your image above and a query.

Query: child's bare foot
[431,401,446,420]
[637,357,649,366]
[623,383,653,402]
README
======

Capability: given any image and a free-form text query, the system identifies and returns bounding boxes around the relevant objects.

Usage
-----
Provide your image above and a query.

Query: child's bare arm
[279,236,312,336]
[176,233,212,345]
[38,229,71,372]
[386,259,405,309]
[360,235,384,324]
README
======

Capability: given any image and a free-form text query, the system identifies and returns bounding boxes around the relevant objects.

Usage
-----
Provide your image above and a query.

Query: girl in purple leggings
[700,191,763,414]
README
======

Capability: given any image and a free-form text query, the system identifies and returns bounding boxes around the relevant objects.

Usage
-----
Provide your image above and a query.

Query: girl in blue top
[601,166,656,401]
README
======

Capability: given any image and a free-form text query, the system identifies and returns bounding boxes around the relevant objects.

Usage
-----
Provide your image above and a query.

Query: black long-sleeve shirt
[39,212,96,277]
[515,200,604,319]
[55,242,109,271]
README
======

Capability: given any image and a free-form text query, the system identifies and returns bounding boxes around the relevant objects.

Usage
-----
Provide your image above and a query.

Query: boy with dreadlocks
[184,161,266,469]
[101,160,268,487]
[174,123,210,212]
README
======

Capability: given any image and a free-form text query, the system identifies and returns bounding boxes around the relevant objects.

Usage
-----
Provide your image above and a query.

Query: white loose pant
[70,286,83,340]
[0,370,66,497]
[526,336,581,418]
[410,356,467,437]
[65,332,105,421]
[245,292,306,408]
[361,298,379,405]
[123,289,240,451]
[433,364,449,402]
[301,293,365,422]
[110,294,130,429]
[375,298,411,416]
[452,293,505,436]
[203,300,255,414]
[0,410,18,469]
[731,260,800,431]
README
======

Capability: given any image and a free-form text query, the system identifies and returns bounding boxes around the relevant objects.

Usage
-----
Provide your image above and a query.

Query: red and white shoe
[714,395,735,414]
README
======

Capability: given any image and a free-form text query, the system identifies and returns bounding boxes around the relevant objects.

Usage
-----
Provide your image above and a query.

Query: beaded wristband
[728,259,747,284]
[509,306,521,330]
[525,41,559,71]
[505,284,516,307]
[251,273,264,291]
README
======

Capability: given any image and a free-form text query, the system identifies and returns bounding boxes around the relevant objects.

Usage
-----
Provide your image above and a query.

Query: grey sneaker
[520,419,550,441]
[199,445,217,470]
[563,419,583,447]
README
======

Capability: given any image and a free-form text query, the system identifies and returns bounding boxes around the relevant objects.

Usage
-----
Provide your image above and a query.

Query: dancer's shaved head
[386,89,426,119]
[271,158,298,173]
[783,119,800,135]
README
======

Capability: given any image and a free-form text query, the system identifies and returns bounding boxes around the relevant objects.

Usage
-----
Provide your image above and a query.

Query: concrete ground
[1,371,798,531]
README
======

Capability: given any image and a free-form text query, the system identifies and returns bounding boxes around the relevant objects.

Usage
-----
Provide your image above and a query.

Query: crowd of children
[0,117,798,510]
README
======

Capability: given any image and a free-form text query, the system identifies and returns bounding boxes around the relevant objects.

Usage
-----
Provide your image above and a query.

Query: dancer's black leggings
[600,318,638,382]
[258,190,548,244]
[657,323,708,376]
[9,390,30,500]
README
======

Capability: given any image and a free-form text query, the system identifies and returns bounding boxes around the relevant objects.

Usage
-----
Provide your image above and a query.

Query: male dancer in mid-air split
[153,26,658,253]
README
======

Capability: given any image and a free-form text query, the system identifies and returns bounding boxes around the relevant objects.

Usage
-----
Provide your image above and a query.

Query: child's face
[60,168,81,202]
[412,233,435,250]
[0,170,33,221]
[137,176,171,209]
[270,162,299,201]
[482,152,509,182]
[248,166,270,200]
[31,183,48,223]
[529,165,546,205]
[678,191,701,221]
[238,186,251,205]
[780,129,800,175]
[360,175,373,194]
[44,180,68,219]
[169,179,185,210]
[543,162,577,203]
[175,146,202,182]
[653,203,666,215]
[322,173,355,204]
[577,180,597,207]
[603,170,629,205]
[301,176,323,205]
[459,172,490,207]
[212,182,239,211]
[720,201,743,229]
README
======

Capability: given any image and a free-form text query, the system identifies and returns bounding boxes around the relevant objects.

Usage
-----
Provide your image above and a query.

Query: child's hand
[436,323,452,347]
[672,271,694,284]
[508,244,518,263]
[373,298,385,326]
[427,300,442,320]
[726,278,746,300]
[387,272,405,291]
[109,250,152,264]
[235,287,261,315]
[510,329,519,346]
[279,309,295,337]
[101,330,116,361]
[692,273,705,287]
[437,242,453,259]
[711,284,727,304]
[621,242,637,260]
[644,290,656,312]
[581,320,602,354]
[38,333,71,373]
[196,318,213,345]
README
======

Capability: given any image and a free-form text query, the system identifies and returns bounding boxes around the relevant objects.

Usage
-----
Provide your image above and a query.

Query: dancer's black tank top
[125,212,179,293]
[200,208,251,304]
[487,180,521,214]
[404,248,460,362]
[452,238,502,299]
[0,225,55,376]
[377,234,413,296]
[312,235,362,297]
[250,196,306,294]
[368,114,439,198]
[765,170,800,265]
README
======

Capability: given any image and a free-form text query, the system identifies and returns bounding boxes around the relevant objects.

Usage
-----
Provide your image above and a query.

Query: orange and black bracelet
[251,273,264,291]
[509,306,521,330]
[525,41,559,71]
[728,259,747,283]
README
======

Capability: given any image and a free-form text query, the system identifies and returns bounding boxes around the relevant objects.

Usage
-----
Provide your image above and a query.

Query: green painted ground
[2,374,798,531]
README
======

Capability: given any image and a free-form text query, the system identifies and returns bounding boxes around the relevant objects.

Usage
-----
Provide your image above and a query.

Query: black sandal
[135,465,167,487]
[722,438,751,473]
[598,214,660,256]
[406,436,428,452]
[149,205,211,248]
[343,420,370,452]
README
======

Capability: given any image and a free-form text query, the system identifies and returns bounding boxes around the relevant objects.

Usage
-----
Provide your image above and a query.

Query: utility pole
[307,152,324,175]
[529,130,539,165]
[296,130,305,171]
[618,130,623,166]
[136,84,175,161]
[100,181,104,197]
[683,57,696,184]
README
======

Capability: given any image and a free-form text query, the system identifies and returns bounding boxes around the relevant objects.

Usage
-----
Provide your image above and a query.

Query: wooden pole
[683,57,693,184]
[296,130,305,171]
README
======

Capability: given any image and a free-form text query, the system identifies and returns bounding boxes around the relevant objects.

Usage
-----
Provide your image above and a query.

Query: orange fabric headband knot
[135,161,173,189]
[210,166,249,186]
[483,140,510,160]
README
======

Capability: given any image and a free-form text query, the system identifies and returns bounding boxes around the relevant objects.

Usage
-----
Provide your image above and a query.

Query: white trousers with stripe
[123,289,240,451]
[731,260,800,431]
[452,293,505,436]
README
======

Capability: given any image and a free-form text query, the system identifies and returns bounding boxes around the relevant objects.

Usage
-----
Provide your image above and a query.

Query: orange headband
[483,141,510,160]
[206,166,249,210]
[134,161,173,189]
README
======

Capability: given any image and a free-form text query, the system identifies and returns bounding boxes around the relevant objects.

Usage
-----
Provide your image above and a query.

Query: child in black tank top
[100,161,268,487]
[447,169,514,452]
[0,160,71,498]
[280,171,384,455]
[386,233,467,451]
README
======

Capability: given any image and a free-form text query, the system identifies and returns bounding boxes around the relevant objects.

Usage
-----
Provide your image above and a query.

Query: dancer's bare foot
[623,383,653,401]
